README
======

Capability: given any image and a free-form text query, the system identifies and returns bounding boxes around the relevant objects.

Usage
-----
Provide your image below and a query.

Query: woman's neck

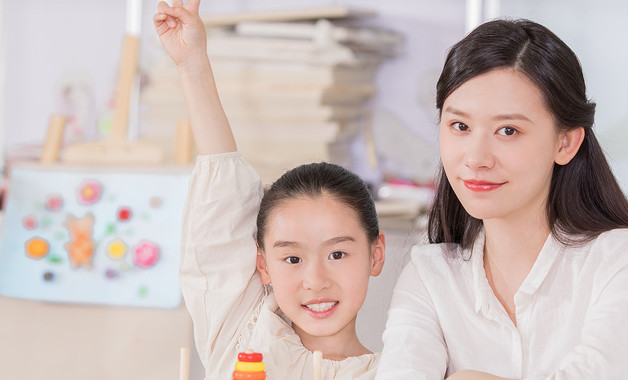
[293,317,371,361]
[482,212,551,316]
[482,207,551,270]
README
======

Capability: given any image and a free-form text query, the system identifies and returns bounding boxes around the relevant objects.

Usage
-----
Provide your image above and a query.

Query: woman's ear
[256,245,272,285]
[555,127,585,165]
[370,232,386,277]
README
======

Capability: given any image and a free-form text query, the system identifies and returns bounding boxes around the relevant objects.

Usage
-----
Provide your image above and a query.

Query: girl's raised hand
[153,0,206,68]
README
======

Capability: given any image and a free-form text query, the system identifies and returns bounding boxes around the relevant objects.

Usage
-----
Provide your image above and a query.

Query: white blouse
[180,152,379,380]
[375,228,628,379]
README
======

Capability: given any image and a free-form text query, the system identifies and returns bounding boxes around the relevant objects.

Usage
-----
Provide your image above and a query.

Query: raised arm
[154,0,235,155]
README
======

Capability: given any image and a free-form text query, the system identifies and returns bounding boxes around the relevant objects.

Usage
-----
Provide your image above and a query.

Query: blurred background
[0,0,626,379]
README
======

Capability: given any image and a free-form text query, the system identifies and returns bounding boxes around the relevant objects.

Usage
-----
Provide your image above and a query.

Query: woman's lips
[463,179,505,192]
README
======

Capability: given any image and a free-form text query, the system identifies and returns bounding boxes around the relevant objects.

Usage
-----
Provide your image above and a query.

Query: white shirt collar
[470,228,563,317]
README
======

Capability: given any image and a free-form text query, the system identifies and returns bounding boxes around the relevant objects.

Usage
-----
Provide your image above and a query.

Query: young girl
[376,19,628,379]
[154,1,385,379]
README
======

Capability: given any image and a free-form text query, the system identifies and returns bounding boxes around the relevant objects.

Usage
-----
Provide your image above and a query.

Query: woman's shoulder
[588,228,628,259]
[406,242,472,277]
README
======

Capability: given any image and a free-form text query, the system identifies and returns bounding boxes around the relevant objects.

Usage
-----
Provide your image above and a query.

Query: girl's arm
[154,0,235,155]
[154,1,263,376]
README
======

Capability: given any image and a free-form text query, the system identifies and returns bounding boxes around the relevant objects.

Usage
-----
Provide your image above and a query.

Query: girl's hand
[153,0,206,68]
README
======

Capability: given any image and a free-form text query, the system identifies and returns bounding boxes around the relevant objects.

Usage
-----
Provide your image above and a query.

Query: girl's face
[256,195,384,342]
[439,68,582,224]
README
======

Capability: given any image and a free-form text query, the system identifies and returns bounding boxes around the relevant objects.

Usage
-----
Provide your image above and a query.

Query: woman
[376,19,628,379]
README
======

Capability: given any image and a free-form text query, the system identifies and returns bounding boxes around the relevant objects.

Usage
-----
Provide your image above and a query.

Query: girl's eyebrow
[323,236,356,246]
[273,240,301,248]
[273,236,356,248]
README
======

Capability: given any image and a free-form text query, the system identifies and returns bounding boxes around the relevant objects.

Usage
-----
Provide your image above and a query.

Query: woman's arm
[375,258,449,380]
[447,371,515,380]
[154,0,235,155]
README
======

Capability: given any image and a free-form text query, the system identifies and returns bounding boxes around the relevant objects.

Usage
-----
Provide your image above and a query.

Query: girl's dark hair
[429,18,628,250]
[256,162,379,250]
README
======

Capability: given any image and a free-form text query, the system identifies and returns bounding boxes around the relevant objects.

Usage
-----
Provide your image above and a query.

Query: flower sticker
[45,194,64,211]
[23,215,37,230]
[25,237,50,259]
[133,240,160,269]
[117,207,132,222]
[77,180,103,205]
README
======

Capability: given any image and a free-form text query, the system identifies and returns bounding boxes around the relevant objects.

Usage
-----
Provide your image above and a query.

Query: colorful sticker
[133,241,160,269]
[117,207,132,222]
[149,196,162,208]
[106,238,127,260]
[25,237,50,259]
[45,194,64,211]
[23,215,38,229]
[77,180,102,205]
[64,213,95,270]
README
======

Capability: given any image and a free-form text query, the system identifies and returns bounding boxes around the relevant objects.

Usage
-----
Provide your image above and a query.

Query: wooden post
[174,119,193,164]
[41,114,66,163]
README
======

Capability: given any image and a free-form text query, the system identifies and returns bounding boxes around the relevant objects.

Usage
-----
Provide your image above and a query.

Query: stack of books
[142,7,403,183]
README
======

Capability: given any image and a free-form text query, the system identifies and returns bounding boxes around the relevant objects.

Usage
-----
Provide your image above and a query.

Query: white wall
[499,0,628,191]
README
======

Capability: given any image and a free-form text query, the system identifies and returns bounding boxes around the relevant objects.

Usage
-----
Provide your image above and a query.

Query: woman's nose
[464,135,495,170]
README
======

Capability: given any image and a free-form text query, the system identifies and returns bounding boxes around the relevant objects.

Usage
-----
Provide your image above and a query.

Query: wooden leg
[174,119,193,164]
[41,114,66,163]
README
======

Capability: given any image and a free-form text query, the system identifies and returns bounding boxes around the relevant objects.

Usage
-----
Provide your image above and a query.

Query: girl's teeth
[306,302,336,312]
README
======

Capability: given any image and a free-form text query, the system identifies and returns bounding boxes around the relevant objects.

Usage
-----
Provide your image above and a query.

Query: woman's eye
[451,122,469,132]
[285,256,302,264]
[328,251,346,260]
[497,126,518,136]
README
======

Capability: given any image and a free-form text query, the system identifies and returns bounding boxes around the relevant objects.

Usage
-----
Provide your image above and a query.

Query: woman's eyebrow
[443,106,469,117]
[443,106,531,122]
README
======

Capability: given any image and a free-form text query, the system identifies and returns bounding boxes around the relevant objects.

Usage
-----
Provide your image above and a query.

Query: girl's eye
[451,122,469,132]
[285,256,302,264]
[497,126,518,136]
[328,251,346,260]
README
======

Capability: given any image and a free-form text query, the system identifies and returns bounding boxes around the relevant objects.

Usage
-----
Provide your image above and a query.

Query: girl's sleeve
[528,232,628,380]
[179,152,264,372]
[375,256,448,380]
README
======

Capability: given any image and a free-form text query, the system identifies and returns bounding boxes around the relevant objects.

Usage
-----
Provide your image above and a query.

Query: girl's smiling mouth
[302,300,339,318]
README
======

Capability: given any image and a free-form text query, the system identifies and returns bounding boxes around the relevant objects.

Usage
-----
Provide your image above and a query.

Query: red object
[237,352,263,362]
[233,371,266,380]
[23,215,37,229]
[117,207,132,221]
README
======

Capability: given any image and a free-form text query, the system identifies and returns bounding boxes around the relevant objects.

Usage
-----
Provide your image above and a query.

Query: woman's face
[439,68,565,225]
[256,195,384,342]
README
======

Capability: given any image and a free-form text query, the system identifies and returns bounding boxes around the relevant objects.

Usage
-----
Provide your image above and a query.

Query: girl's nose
[464,135,495,170]
[302,260,331,292]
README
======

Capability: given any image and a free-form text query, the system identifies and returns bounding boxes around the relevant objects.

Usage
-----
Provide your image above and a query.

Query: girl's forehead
[265,196,368,242]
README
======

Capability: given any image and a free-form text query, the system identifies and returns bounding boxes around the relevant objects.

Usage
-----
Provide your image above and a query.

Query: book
[201,6,375,27]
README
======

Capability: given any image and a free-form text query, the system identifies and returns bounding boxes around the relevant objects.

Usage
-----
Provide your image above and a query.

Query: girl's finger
[172,0,184,7]
[186,0,201,13]
[157,1,172,14]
